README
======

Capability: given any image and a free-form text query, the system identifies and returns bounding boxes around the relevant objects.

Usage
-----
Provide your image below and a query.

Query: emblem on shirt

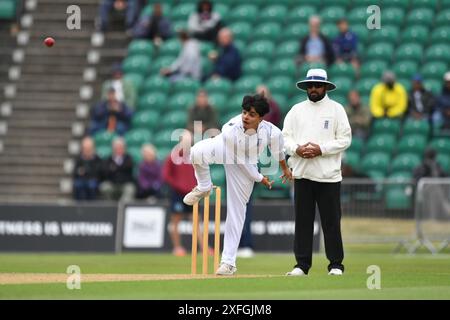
[324,120,329,129]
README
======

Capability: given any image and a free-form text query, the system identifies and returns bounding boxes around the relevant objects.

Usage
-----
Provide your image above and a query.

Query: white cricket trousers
[191,137,255,267]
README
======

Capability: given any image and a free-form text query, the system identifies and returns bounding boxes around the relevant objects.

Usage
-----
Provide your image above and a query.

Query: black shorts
[169,189,192,214]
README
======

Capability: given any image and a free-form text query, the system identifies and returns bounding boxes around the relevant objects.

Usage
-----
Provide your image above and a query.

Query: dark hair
[242,94,270,117]
[197,0,212,13]
[178,30,189,41]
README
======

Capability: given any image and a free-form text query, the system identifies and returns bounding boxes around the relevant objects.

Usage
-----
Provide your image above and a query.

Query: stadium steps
[0,0,101,203]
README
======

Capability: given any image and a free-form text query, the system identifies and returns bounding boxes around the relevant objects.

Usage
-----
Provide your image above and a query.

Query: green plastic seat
[429,138,450,154]
[366,134,397,155]
[137,92,167,112]
[400,26,429,45]
[381,0,409,9]
[356,78,379,95]
[171,19,187,33]
[156,146,172,162]
[319,6,346,23]
[0,0,16,19]
[228,22,252,41]
[435,9,450,27]
[94,130,118,148]
[228,4,258,24]
[122,55,151,75]
[397,135,427,156]
[275,41,299,59]
[233,75,263,96]
[299,62,326,78]
[385,188,412,210]
[394,43,423,63]
[141,75,170,94]
[160,110,187,129]
[436,154,450,174]
[425,44,450,64]
[140,2,171,17]
[441,0,450,8]
[360,60,388,79]
[406,8,434,27]
[332,77,352,95]
[260,4,288,23]
[347,6,367,24]
[96,145,112,159]
[381,7,405,26]
[351,25,370,45]
[266,76,293,96]
[270,58,297,78]
[321,23,339,39]
[347,136,364,154]
[123,73,144,93]
[128,147,143,166]
[159,38,181,56]
[423,79,442,96]
[271,93,288,115]
[286,5,317,24]
[279,23,309,42]
[242,58,270,77]
[365,43,394,62]
[132,110,159,131]
[343,151,361,171]
[420,62,447,80]
[214,3,230,20]
[150,56,176,74]
[329,63,356,80]
[392,61,418,79]
[370,25,399,44]
[403,119,430,136]
[127,40,154,57]
[200,42,214,57]
[431,26,450,45]
[372,118,401,136]
[361,152,391,175]
[171,78,201,94]
[208,92,227,115]
[245,40,275,59]
[204,78,233,95]
[153,129,179,149]
[390,153,422,172]
[170,3,196,20]
[124,129,153,148]
[410,0,438,9]
[210,165,226,188]
[253,22,282,41]
[167,92,196,111]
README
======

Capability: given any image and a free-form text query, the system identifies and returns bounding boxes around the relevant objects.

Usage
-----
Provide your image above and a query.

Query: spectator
[297,16,335,66]
[101,63,137,109]
[90,88,133,136]
[346,90,371,140]
[188,0,223,42]
[407,74,435,121]
[98,0,139,33]
[99,138,136,201]
[370,71,407,119]
[73,137,103,200]
[132,2,172,45]
[256,85,282,128]
[413,148,447,182]
[187,89,219,133]
[163,130,210,256]
[160,30,201,82]
[435,71,450,132]
[136,144,163,200]
[209,28,242,81]
[333,18,359,75]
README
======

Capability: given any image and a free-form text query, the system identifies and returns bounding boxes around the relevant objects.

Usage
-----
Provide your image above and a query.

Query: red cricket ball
[44,37,55,47]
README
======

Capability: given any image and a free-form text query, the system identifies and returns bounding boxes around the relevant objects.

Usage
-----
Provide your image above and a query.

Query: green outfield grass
[0,244,448,300]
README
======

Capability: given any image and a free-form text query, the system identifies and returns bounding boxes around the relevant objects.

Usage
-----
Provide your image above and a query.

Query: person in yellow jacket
[370,71,407,118]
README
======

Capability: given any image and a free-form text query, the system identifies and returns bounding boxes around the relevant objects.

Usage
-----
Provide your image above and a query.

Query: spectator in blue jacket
[209,28,241,81]
[89,88,133,136]
[333,18,359,75]
[435,71,450,132]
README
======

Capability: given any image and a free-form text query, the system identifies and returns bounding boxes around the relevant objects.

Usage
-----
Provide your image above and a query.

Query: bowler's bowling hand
[280,168,293,184]
[261,176,274,189]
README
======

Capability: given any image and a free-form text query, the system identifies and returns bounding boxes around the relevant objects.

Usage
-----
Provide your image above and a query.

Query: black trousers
[293,179,344,274]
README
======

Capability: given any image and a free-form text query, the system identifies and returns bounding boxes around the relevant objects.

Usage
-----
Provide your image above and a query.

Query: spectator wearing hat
[333,18,359,76]
[101,62,137,109]
[283,68,351,276]
[160,30,202,82]
[188,0,223,42]
[408,74,435,120]
[435,71,450,132]
[370,71,407,119]
[297,16,335,67]
[132,2,173,45]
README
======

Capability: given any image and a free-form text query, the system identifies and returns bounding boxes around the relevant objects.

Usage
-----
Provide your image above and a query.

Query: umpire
[282,69,351,276]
